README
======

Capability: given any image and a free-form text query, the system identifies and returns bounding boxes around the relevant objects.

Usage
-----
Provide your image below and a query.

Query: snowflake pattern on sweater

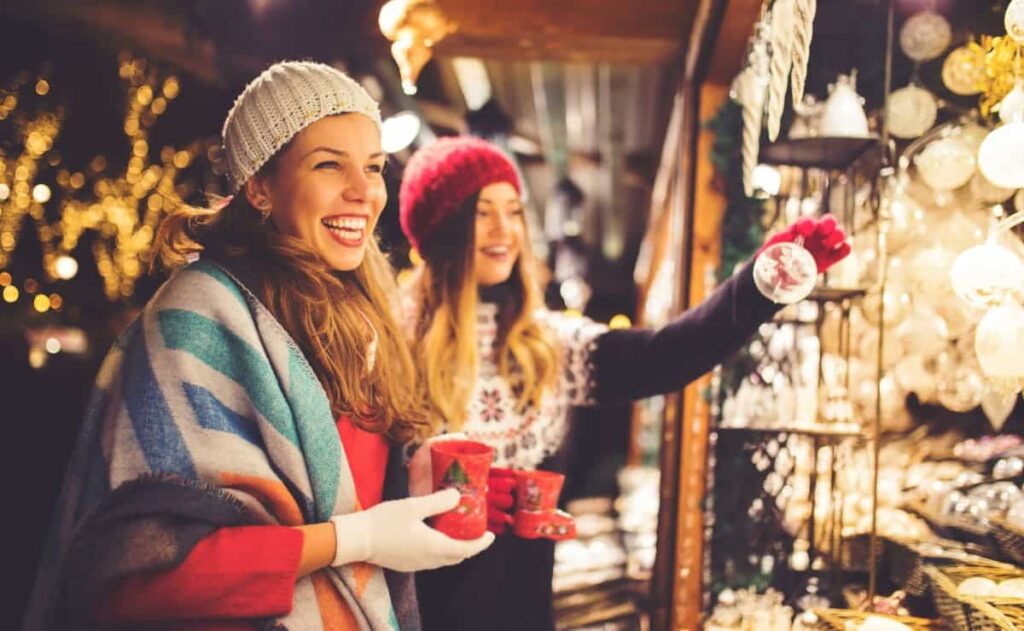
[463,303,608,470]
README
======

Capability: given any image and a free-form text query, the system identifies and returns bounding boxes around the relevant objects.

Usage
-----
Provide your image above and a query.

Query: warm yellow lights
[609,314,633,329]
[3,285,19,302]
[0,57,206,302]
[33,294,50,313]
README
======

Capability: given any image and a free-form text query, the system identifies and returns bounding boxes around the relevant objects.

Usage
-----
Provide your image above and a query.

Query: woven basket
[813,608,940,630]
[888,538,1014,597]
[925,563,1024,631]
[989,517,1024,566]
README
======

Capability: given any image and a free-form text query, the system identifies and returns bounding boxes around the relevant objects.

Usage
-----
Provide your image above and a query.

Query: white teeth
[322,217,367,230]
[483,246,509,255]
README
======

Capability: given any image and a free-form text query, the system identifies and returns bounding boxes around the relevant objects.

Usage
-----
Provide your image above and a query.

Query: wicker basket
[923,566,972,631]
[813,608,941,630]
[925,563,1024,631]
[888,538,1014,597]
[989,517,1024,566]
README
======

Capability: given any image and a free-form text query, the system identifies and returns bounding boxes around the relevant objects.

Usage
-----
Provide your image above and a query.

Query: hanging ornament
[767,0,796,141]
[979,81,1024,190]
[820,73,870,137]
[975,303,1024,390]
[915,136,976,192]
[942,45,986,95]
[950,241,1024,308]
[736,17,771,197]
[887,83,938,139]
[790,0,817,108]
[981,384,1017,431]
[899,11,953,62]
[1006,0,1024,45]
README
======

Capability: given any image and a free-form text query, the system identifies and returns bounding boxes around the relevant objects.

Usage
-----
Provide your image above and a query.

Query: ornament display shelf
[716,422,864,440]
[760,136,880,170]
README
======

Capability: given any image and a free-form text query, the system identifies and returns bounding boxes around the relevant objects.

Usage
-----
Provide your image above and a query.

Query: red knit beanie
[400,136,521,252]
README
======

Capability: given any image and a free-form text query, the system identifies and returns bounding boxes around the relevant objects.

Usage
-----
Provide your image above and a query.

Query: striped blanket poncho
[23,258,418,630]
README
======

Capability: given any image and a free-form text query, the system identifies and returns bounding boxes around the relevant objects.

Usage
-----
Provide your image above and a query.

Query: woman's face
[473,181,525,287]
[246,114,387,271]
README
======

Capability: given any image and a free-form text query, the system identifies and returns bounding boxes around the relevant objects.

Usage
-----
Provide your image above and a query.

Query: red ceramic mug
[511,470,576,541]
[430,440,494,539]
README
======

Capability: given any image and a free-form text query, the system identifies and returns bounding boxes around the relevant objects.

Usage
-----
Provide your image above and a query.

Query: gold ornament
[378,0,457,95]
[942,45,986,95]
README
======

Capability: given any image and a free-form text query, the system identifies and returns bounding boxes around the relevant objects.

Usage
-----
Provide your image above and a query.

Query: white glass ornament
[981,383,1017,431]
[900,11,953,62]
[942,45,986,96]
[979,82,1024,189]
[975,303,1024,387]
[753,240,818,304]
[979,125,1024,195]
[1006,0,1024,45]
[950,241,1024,308]
[888,84,938,139]
[915,136,976,192]
[820,73,870,137]
[999,80,1024,125]
[908,246,956,305]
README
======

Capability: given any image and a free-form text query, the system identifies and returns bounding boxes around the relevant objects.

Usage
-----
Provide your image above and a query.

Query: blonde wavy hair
[153,161,427,443]
[406,195,559,433]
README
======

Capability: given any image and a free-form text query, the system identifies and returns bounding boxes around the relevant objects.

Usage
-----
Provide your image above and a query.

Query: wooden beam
[434,0,696,63]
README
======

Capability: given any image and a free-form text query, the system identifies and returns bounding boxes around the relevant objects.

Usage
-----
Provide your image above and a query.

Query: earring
[256,199,271,219]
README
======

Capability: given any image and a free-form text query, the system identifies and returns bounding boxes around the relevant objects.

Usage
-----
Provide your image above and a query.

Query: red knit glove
[757,214,852,274]
[487,468,516,535]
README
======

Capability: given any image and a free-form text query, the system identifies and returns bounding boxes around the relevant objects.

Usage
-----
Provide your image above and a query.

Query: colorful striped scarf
[24,259,417,630]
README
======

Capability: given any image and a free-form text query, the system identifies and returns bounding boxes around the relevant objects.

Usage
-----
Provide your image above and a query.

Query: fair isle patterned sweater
[467,303,607,470]
[456,261,781,472]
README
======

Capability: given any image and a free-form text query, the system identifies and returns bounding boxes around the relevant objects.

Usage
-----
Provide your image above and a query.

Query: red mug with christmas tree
[430,440,494,539]
[511,470,576,541]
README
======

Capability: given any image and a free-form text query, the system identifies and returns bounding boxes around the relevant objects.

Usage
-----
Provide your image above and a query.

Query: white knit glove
[329,489,495,572]
[407,432,467,497]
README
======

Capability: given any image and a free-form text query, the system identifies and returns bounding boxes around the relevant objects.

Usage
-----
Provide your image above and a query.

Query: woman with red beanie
[399,136,851,631]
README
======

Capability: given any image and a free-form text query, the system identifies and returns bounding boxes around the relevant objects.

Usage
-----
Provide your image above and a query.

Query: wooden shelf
[760,136,880,170]
[716,422,864,439]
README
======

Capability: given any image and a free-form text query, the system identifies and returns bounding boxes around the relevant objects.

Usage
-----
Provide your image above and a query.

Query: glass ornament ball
[753,241,818,304]
[899,11,953,62]
[888,84,938,139]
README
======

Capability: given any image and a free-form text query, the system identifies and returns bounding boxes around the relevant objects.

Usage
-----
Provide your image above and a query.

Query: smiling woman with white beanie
[23,60,491,631]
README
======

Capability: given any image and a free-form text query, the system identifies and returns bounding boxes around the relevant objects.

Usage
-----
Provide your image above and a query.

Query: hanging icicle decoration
[737,16,771,197]
[790,0,817,108]
[767,0,796,141]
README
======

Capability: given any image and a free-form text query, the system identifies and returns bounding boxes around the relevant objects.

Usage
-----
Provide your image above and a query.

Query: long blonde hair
[153,170,427,443]
[407,195,559,433]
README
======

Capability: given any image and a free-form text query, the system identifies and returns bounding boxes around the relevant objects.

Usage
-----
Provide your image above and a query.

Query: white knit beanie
[221,61,383,192]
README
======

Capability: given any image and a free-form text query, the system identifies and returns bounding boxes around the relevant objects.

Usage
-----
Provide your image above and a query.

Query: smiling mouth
[322,216,368,246]
[481,245,512,257]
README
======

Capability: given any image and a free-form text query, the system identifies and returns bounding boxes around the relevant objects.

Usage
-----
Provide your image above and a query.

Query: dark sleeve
[591,260,781,403]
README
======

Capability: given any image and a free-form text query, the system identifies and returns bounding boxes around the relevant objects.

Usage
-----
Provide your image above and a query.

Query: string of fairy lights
[0,52,212,317]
